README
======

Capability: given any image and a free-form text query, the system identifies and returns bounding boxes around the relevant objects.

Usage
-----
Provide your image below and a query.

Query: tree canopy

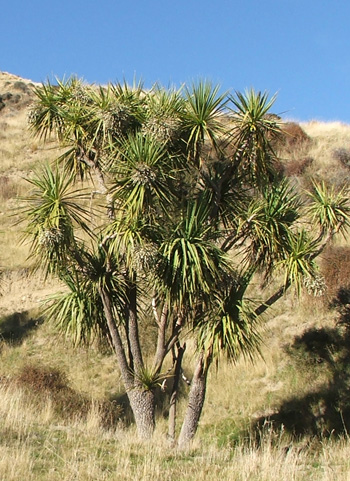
[22,77,350,447]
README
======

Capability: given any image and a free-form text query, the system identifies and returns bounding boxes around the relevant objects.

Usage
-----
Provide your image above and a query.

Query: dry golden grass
[0,295,343,479]
[0,379,349,480]
[276,120,350,192]
[0,73,65,270]
[301,121,350,184]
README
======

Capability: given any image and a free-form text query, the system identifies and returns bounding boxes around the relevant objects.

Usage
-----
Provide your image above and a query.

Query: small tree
[22,78,350,446]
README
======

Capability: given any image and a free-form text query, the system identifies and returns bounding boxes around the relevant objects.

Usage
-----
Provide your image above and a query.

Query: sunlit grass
[0,376,349,481]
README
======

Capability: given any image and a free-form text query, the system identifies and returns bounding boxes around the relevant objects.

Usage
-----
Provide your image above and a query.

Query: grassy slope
[1,72,350,479]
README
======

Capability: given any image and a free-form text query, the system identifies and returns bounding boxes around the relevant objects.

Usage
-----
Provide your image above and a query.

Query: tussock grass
[301,121,350,186]
[0,378,349,480]
[276,120,350,191]
[320,245,350,300]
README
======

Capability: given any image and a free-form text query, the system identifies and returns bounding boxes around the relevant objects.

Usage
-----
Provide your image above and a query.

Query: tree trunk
[99,287,133,390]
[128,388,155,440]
[99,287,156,440]
[178,353,208,448]
[168,343,185,442]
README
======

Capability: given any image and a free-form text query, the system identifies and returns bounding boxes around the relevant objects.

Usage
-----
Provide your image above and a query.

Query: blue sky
[2,0,350,122]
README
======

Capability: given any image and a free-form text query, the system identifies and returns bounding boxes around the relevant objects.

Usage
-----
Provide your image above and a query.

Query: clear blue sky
[2,0,350,122]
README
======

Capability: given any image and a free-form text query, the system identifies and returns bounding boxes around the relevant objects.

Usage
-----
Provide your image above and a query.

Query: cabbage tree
[22,78,350,446]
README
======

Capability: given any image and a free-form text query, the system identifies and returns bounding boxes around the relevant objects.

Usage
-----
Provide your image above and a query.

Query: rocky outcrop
[0,72,37,113]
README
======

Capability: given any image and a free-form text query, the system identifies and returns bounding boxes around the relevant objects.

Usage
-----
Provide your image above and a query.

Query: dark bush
[16,364,123,425]
[13,81,28,92]
[333,147,350,168]
[321,246,350,301]
[17,365,69,393]
[1,92,13,101]
[278,122,312,151]
[0,92,21,105]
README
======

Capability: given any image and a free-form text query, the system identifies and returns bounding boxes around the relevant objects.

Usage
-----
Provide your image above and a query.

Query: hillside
[0,72,63,317]
[1,72,350,479]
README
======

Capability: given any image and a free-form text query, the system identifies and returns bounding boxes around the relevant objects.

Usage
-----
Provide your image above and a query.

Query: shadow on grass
[252,287,350,441]
[0,310,44,344]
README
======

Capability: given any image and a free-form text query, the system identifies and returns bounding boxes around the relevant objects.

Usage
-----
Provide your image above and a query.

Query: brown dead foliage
[15,364,122,427]
[280,122,312,150]
[320,246,350,301]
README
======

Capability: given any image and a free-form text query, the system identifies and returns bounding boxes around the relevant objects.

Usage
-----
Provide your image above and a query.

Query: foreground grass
[0,299,348,480]
[0,380,349,481]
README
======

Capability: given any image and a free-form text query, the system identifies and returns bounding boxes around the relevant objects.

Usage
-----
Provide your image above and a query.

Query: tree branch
[254,222,344,317]
[153,302,169,373]
[99,287,133,389]
[151,295,160,326]
[126,277,144,373]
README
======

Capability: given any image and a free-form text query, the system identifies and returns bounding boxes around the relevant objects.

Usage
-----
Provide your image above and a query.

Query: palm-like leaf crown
[198,160,246,230]
[281,229,318,295]
[104,214,158,275]
[110,132,175,221]
[157,198,229,307]
[241,180,301,276]
[307,180,350,236]
[194,268,262,366]
[21,164,91,275]
[29,78,144,180]
[44,272,106,347]
[230,89,281,185]
[29,77,92,142]
[44,243,127,347]
[141,85,185,146]
[182,81,229,166]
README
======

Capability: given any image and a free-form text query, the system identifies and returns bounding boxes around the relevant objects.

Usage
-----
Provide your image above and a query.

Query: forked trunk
[128,388,155,440]
[178,353,208,448]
